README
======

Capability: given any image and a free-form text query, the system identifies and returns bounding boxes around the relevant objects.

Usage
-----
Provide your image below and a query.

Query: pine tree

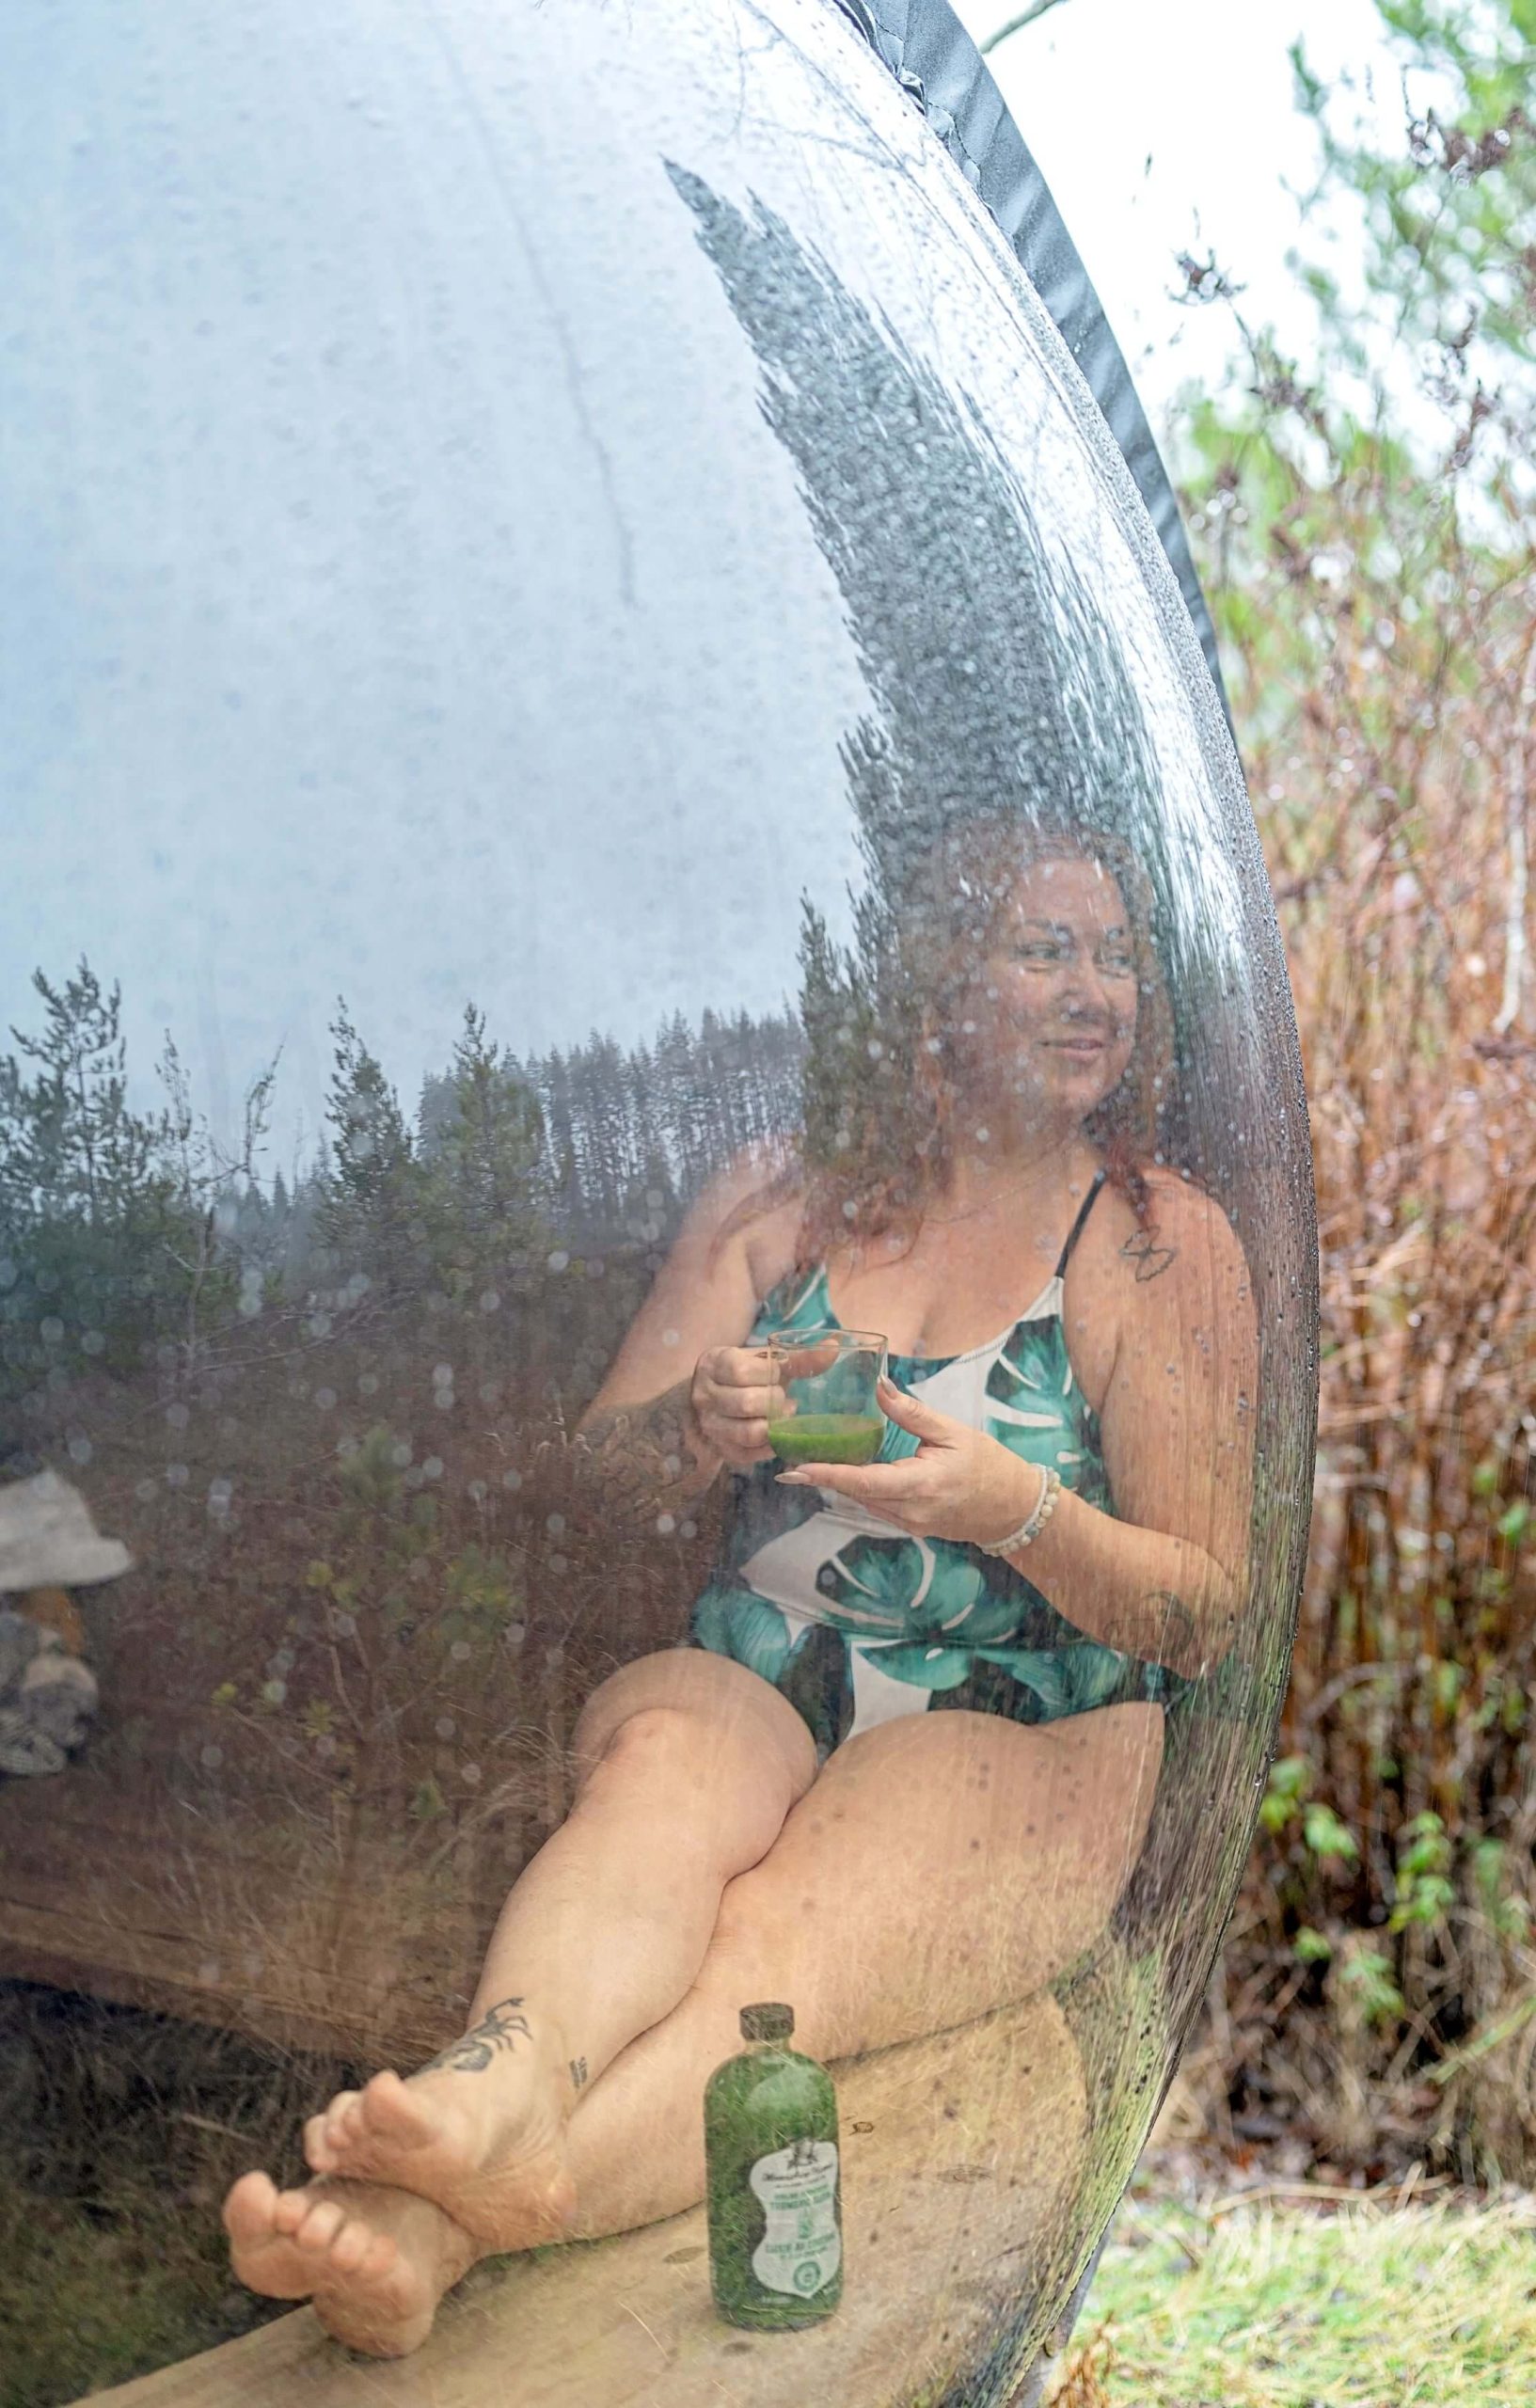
[318,1003,426,1296]
[666,163,1224,1194]
[0,962,252,1396]
[535,1047,584,1242]
[423,1006,546,1296]
[0,964,164,1234]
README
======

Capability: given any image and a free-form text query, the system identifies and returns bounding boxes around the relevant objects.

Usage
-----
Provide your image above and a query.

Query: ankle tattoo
[568,2055,589,2093]
[422,1997,531,2076]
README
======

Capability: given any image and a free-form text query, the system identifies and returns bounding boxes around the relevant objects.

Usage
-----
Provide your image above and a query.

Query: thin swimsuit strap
[1052,1166,1109,1281]
[767,1167,1113,1369]
[836,1166,1113,1374]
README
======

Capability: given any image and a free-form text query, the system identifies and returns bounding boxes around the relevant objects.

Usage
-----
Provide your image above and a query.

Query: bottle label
[748,2138,841,2298]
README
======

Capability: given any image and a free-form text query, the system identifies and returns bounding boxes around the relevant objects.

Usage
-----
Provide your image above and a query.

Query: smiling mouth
[1045,1036,1109,1054]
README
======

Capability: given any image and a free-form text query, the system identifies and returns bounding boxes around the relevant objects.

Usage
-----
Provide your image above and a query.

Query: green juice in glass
[704,2003,843,2328]
[766,1412,883,1467]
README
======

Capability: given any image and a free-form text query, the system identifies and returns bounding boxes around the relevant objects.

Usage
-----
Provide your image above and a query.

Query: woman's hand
[777,1373,1045,1546]
[689,1339,839,1470]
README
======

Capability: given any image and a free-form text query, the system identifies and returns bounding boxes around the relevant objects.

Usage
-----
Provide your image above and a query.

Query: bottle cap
[740,2001,794,2042]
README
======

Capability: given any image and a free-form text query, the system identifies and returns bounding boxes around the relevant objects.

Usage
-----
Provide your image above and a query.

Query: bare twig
[1208,2173,1453,2218]
[419,1768,536,1881]
[1423,1990,1536,2087]
[980,0,1072,57]
[173,2110,251,2144]
[1494,615,1535,1035]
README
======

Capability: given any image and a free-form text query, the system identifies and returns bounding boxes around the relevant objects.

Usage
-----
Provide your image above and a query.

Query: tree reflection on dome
[0,0,1315,2397]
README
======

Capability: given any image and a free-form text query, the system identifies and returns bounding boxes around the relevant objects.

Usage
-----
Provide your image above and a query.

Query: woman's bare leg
[297,1650,815,2244]
[562,1700,1164,2238]
[225,1700,1160,2355]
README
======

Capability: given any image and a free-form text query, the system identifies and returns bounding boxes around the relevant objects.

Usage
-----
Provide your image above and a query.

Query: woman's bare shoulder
[1067,1166,1255,1417]
[581,1148,807,1420]
[743,1176,809,1301]
[1142,1169,1247,1271]
[1073,1166,1249,1311]
[687,1143,806,1291]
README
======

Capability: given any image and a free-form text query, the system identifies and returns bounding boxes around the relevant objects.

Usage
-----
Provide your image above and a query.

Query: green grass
[1047,2194,1536,2407]
[0,1982,328,2408]
[0,2173,277,2408]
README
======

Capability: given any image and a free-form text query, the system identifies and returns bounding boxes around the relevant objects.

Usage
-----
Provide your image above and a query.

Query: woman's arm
[1020,1176,1257,1676]
[780,1179,1258,1682]
[575,1152,800,1518]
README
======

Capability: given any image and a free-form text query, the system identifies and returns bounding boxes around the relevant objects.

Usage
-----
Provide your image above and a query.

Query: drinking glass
[765,1328,888,1466]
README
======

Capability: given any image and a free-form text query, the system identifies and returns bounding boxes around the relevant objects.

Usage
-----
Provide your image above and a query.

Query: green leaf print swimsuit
[689,1171,1185,1760]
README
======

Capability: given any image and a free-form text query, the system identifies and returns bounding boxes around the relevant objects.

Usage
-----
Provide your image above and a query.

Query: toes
[328,2220,371,2274]
[361,2069,422,2139]
[222,2168,278,2246]
[332,2095,376,2158]
[331,2069,435,2160]
[220,2170,420,2326]
[273,2187,312,2238]
[321,2089,362,2155]
[316,2069,441,2170]
[296,2198,347,2254]
[305,2113,340,2174]
[316,2111,362,2167]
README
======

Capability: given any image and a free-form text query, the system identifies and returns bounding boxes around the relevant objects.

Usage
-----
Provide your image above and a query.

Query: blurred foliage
[1294,0,1536,399]
[3,0,1532,2210]
[1169,0,1536,2179]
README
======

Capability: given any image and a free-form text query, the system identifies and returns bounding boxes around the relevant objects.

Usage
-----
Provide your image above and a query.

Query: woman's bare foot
[303,1995,578,2250]
[223,2168,479,2358]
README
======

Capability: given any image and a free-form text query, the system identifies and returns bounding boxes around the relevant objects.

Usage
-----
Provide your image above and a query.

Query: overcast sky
[5,0,1258,1162]
[953,0,1422,432]
[6,0,1407,1166]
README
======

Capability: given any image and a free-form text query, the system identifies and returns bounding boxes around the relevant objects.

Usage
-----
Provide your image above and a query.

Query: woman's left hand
[776,1373,1045,1547]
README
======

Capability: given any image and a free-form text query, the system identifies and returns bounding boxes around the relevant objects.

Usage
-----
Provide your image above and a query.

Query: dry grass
[1178,365,1536,2178]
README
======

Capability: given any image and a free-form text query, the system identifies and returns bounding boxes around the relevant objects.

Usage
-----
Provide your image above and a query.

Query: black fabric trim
[1053,1165,1108,1278]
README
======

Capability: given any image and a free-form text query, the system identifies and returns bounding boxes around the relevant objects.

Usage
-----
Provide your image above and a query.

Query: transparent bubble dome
[0,2,1316,2400]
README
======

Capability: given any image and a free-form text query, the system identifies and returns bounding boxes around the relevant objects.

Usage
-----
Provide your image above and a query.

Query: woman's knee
[569,1653,816,1835]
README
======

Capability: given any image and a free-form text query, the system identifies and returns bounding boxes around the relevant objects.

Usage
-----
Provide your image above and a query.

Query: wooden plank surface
[87,1989,1088,2407]
[0,1760,505,2059]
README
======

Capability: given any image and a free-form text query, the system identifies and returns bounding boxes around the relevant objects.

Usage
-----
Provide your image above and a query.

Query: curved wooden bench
[0,1758,511,2061]
[87,1989,1088,2407]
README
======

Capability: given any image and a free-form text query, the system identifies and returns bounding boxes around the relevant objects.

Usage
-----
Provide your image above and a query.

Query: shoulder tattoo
[1120,1228,1178,1282]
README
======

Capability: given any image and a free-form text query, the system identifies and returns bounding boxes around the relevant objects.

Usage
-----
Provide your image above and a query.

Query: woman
[223,820,1256,2354]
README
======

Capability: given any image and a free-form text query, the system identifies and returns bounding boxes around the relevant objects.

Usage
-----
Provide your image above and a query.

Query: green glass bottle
[704,2002,843,2329]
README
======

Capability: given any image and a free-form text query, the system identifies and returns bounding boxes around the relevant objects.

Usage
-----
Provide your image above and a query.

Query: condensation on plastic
[829,0,1231,723]
[1,2,1316,2400]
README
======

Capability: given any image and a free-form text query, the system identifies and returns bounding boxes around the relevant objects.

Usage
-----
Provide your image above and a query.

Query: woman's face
[953,854,1140,1132]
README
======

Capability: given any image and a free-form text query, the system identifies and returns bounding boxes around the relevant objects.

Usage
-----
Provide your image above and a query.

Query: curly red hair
[726,817,1180,1272]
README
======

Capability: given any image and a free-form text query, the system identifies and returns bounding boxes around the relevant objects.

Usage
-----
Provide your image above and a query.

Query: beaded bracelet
[978,1465,1062,1558]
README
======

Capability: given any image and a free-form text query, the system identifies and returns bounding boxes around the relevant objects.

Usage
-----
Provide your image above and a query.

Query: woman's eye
[1099,953,1135,978]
